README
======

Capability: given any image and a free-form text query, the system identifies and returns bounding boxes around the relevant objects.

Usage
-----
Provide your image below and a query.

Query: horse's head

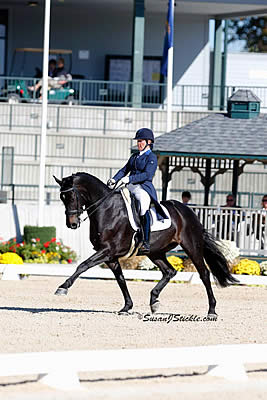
[54,174,85,229]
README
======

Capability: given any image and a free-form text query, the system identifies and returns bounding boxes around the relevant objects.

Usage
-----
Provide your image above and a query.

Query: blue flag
[161,0,174,76]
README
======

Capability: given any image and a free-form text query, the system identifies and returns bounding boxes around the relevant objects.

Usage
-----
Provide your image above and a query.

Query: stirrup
[138,241,150,255]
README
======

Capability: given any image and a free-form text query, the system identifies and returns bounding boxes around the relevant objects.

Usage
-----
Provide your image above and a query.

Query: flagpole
[166,0,174,133]
[38,0,51,226]
[166,44,173,132]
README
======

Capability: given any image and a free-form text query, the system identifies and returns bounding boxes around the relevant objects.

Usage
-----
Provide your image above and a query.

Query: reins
[60,181,123,223]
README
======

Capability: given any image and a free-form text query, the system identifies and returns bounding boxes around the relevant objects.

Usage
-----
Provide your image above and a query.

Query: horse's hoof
[54,287,68,296]
[150,300,160,314]
[207,313,217,321]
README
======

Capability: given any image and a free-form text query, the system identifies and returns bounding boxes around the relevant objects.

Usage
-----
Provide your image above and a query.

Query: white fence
[1,264,267,285]
[0,204,266,260]
[0,344,266,389]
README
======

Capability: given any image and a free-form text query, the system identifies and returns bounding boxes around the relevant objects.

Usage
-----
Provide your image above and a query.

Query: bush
[24,226,56,244]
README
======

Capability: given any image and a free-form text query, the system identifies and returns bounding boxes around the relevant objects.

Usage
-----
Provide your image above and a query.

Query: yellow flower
[167,256,184,271]
[0,252,23,264]
[232,258,260,275]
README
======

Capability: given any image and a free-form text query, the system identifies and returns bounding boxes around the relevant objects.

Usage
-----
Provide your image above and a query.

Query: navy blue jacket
[113,150,168,219]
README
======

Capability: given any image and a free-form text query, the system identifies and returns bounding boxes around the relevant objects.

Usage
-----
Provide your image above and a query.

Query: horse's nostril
[70,223,77,229]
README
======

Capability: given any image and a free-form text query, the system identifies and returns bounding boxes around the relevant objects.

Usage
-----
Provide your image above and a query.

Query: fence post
[56,106,60,132]
[82,136,86,162]
[9,104,13,131]
[150,111,154,131]
[125,83,129,107]
[34,134,38,161]
[79,81,83,105]
[103,108,107,135]
[11,184,15,205]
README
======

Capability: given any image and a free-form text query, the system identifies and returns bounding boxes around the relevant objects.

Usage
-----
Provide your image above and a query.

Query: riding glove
[107,178,116,189]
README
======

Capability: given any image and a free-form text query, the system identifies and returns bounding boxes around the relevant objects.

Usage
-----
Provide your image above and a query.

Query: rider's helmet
[133,128,154,143]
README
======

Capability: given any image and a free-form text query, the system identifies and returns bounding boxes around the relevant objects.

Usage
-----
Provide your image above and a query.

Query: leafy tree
[228,16,267,52]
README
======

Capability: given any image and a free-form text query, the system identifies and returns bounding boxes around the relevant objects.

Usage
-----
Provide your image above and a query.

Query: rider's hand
[107,178,116,189]
[120,176,130,185]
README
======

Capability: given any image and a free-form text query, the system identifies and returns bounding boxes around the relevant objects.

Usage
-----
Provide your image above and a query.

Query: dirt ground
[0,276,266,400]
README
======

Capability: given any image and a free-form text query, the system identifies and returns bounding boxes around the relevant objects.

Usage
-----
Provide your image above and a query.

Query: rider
[107,128,167,255]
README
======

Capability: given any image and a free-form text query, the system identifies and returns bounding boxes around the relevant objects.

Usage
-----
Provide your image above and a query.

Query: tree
[228,16,267,52]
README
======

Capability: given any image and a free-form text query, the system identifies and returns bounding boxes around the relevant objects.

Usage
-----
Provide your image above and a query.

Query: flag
[161,0,174,76]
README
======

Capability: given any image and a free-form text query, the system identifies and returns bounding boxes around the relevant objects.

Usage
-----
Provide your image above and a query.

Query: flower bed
[0,238,77,264]
[116,240,266,277]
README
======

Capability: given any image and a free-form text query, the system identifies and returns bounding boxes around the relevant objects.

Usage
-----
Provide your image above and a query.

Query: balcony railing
[1,76,267,110]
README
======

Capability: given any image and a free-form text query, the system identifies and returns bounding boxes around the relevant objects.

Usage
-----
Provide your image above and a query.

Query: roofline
[214,8,267,19]
[152,151,267,161]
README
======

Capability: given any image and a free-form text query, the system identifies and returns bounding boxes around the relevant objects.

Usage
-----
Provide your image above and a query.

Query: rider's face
[137,139,147,151]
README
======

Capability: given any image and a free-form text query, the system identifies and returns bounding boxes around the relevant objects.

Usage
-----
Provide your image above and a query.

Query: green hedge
[24,226,56,244]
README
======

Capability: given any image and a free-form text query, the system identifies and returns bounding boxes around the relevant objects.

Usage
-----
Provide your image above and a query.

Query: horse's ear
[53,175,62,186]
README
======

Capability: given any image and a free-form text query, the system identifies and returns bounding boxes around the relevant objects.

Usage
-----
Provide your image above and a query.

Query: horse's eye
[61,194,65,200]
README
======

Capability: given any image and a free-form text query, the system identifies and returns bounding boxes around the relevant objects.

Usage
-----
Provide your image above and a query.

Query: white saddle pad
[120,187,171,232]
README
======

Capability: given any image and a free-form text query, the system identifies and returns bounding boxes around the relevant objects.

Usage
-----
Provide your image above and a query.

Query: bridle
[60,181,122,225]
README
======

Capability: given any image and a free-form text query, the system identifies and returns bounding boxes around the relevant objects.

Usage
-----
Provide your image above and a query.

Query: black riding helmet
[133,128,154,143]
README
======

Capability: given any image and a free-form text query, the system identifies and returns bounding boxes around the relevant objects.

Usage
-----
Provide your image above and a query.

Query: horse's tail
[203,230,238,287]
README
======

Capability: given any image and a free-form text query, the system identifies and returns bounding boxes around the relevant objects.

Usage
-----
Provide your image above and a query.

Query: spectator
[28,58,70,96]
[48,58,57,77]
[53,57,67,78]
[182,191,192,205]
[252,195,267,249]
[218,193,242,240]
[222,194,240,208]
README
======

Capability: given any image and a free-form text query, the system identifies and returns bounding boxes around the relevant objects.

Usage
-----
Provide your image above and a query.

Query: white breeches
[128,183,150,216]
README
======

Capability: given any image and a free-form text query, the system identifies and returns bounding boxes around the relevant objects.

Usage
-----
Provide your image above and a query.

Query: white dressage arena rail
[1,263,267,285]
[0,344,266,390]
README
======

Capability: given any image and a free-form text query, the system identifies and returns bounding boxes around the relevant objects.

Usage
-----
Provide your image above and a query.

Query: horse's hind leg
[181,238,217,318]
[148,253,177,313]
[106,261,133,314]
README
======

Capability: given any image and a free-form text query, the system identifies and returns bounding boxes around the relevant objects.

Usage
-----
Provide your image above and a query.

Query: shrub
[24,226,56,244]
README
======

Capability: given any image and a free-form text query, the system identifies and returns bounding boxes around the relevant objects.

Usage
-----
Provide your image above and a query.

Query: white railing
[191,206,267,256]
[1,264,267,285]
[0,344,266,389]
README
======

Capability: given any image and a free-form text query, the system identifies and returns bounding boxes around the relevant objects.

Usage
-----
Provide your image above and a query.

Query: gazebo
[152,90,267,205]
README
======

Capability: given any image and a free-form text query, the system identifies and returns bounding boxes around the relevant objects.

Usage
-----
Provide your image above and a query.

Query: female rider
[107,128,167,254]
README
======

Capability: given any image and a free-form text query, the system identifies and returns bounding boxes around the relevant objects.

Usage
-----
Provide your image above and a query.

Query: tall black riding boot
[139,211,151,255]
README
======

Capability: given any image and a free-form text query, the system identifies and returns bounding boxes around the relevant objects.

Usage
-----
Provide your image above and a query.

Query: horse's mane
[72,172,106,189]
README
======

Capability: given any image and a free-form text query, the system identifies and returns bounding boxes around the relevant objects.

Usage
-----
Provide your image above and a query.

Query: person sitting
[48,58,57,77]
[28,58,71,96]
[53,57,67,78]
[107,128,168,255]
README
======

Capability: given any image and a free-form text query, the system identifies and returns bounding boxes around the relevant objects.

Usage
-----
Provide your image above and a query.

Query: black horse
[54,172,237,317]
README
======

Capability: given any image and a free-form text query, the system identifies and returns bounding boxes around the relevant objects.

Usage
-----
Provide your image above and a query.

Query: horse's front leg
[55,249,109,295]
[106,260,133,314]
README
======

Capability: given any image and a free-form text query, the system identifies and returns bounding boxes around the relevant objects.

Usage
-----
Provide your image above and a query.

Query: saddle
[120,187,171,233]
